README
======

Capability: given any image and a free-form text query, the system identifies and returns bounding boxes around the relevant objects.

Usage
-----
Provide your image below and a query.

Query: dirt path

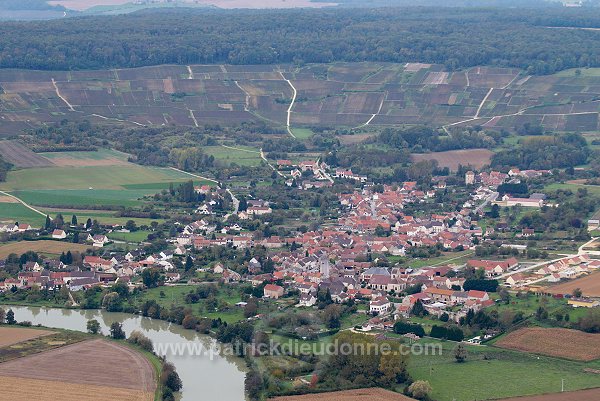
[52,78,75,111]
[234,80,251,112]
[168,167,219,184]
[0,190,48,218]
[475,87,494,118]
[356,92,386,128]
[279,71,297,138]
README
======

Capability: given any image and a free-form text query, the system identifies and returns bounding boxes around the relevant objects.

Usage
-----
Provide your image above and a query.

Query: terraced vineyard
[1,63,600,135]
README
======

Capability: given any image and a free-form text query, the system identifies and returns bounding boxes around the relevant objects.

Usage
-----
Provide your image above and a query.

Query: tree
[71,215,78,226]
[572,288,583,298]
[125,220,137,232]
[45,215,51,230]
[184,255,194,272]
[86,319,101,334]
[243,298,258,318]
[411,299,428,317]
[142,268,161,288]
[408,380,432,400]
[6,309,16,325]
[0,307,5,324]
[109,322,126,339]
[85,218,92,229]
[454,343,468,363]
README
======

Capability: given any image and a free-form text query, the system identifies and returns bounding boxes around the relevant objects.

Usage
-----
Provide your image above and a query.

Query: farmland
[1,63,600,136]
[0,338,156,401]
[546,272,600,298]
[0,140,53,168]
[411,149,493,171]
[0,150,200,213]
[497,388,600,401]
[0,240,93,259]
[495,327,600,361]
[408,338,600,401]
[0,327,54,348]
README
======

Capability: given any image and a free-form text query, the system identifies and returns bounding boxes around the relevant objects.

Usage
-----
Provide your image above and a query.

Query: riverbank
[0,323,162,401]
[1,305,248,401]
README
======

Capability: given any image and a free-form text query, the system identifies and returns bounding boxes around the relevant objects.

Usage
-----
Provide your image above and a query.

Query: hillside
[1,63,600,135]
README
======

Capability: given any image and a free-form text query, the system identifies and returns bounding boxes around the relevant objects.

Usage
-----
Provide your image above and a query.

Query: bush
[127,330,154,352]
[393,321,425,337]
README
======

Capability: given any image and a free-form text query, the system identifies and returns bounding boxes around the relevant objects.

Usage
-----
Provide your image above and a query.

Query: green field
[107,230,152,242]
[203,146,262,167]
[292,128,315,140]
[0,163,199,210]
[545,183,600,197]
[0,203,46,226]
[409,339,600,401]
[39,148,129,162]
[554,68,600,77]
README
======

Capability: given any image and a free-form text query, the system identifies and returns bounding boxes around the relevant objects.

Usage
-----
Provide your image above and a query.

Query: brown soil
[0,339,156,392]
[0,375,154,401]
[495,327,600,361]
[0,327,55,348]
[411,149,493,171]
[546,272,600,297]
[0,240,93,259]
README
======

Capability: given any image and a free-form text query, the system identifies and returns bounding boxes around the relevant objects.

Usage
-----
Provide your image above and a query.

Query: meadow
[408,338,600,401]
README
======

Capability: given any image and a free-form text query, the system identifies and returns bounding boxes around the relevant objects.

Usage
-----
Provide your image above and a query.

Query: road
[227,189,240,214]
[168,167,219,184]
[499,237,598,280]
[475,191,499,214]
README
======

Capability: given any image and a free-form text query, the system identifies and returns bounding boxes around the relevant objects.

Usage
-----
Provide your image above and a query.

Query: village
[2,160,599,345]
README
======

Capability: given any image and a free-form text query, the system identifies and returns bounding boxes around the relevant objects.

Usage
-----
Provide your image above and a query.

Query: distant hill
[0,0,66,11]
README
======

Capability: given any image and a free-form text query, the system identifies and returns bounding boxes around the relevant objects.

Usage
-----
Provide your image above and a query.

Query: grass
[554,68,600,77]
[0,203,46,226]
[0,165,191,191]
[545,183,600,197]
[203,146,262,167]
[135,285,247,324]
[409,338,600,401]
[0,163,196,214]
[292,128,315,140]
[107,230,152,242]
[407,250,474,269]
[39,148,129,162]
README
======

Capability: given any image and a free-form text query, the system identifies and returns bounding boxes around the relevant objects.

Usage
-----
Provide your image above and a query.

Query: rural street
[475,191,499,214]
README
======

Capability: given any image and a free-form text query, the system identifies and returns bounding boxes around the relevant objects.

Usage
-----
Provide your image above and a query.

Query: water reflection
[4,306,247,401]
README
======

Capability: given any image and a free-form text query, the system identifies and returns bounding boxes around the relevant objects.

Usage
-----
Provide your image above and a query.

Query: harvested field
[497,388,600,401]
[411,149,493,171]
[546,272,600,297]
[0,195,18,203]
[270,388,415,401]
[0,327,55,348]
[495,327,600,361]
[0,141,53,168]
[0,240,93,259]
[0,375,153,401]
[0,339,156,392]
[40,149,130,167]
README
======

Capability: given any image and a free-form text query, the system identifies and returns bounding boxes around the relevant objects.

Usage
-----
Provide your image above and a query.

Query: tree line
[1,7,600,73]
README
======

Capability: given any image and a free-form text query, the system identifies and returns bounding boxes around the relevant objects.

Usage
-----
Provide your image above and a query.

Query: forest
[0,7,600,73]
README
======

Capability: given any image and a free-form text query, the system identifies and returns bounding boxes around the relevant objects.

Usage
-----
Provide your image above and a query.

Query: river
[4,305,247,401]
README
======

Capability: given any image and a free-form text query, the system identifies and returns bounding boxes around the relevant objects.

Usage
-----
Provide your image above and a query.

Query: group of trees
[376,126,502,153]
[0,154,12,182]
[2,7,600,74]
[492,133,591,170]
